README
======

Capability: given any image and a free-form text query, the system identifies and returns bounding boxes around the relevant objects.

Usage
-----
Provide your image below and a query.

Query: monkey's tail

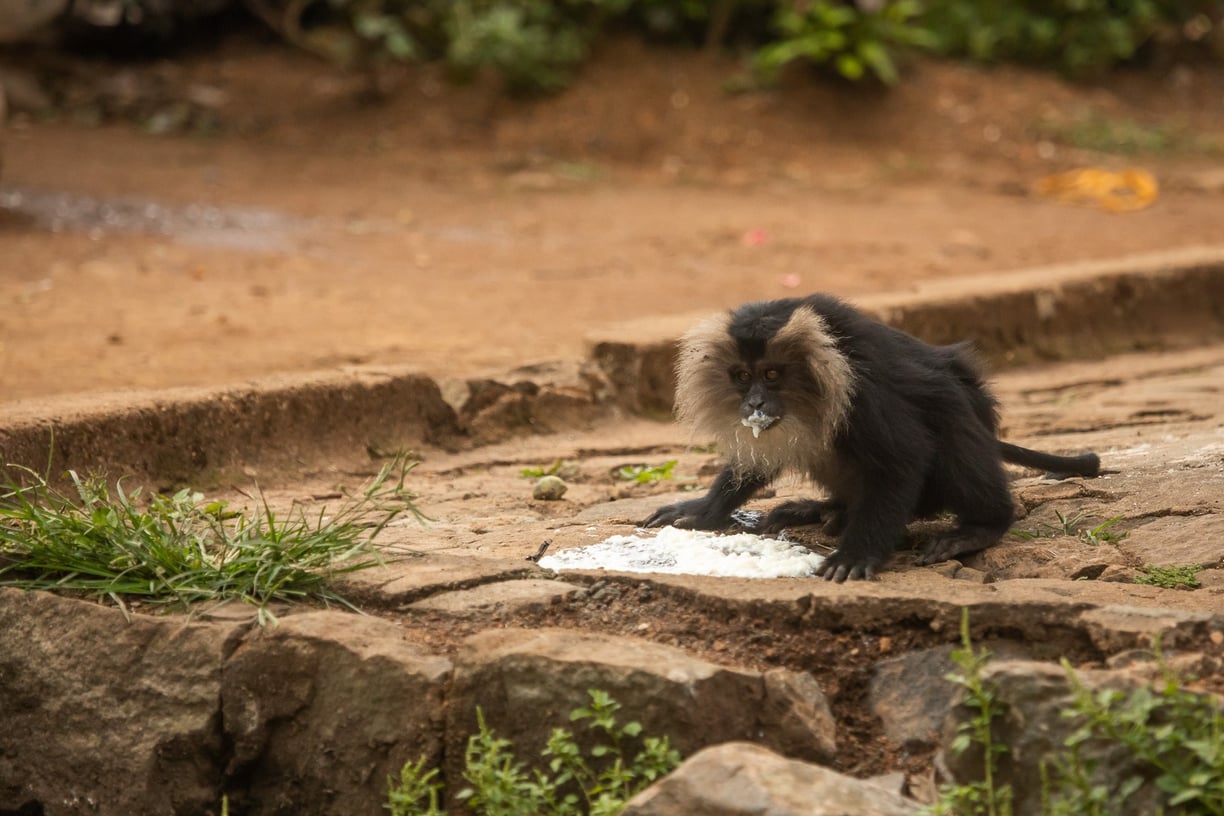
[1000,442,1100,477]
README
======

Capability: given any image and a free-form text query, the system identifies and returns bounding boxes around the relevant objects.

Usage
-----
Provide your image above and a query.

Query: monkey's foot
[813,549,880,582]
[916,525,1004,566]
[760,499,844,534]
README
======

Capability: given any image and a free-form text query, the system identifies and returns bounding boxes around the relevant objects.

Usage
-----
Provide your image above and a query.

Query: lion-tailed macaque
[644,296,1100,581]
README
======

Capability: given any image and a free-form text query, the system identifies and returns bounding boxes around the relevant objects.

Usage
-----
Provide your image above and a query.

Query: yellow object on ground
[1032,167,1159,212]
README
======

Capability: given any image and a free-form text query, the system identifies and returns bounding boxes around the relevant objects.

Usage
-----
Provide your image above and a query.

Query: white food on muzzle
[741,410,776,438]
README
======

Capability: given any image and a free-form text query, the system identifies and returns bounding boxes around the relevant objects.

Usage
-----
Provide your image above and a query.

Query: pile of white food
[537,525,825,579]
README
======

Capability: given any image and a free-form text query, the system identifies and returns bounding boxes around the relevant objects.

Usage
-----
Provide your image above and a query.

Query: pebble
[532,475,568,501]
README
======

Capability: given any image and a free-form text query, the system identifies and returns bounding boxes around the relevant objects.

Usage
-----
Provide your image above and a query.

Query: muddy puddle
[0,184,312,252]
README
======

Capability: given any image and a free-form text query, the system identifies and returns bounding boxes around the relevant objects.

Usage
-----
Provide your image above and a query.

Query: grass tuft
[614,460,677,484]
[0,455,422,622]
[1135,563,1202,590]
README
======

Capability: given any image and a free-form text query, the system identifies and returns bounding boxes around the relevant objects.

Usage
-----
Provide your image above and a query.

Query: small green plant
[388,757,446,816]
[0,456,422,622]
[927,609,1014,816]
[615,460,677,485]
[1042,646,1224,815]
[932,616,1224,815]
[521,460,572,479]
[388,689,682,815]
[1010,510,1125,545]
[1080,516,1125,546]
[755,0,936,85]
[1053,509,1088,536]
[1135,564,1202,590]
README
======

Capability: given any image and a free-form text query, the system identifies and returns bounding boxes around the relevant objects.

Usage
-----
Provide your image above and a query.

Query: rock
[221,611,452,816]
[868,770,909,798]
[585,317,689,416]
[870,646,960,750]
[1097,564,1138,582]
[0,589,241,815]
[623,742,920,815]
[456,362,608,444]
[1117,514,1224,568]
[1076,604,1218,652]
[336,553,541,606]
[407,578,581,615]
[869,641,1031,750]
[572,492,673,523]
[965,536,1128,580]
[533,474,568,500]
[445,628,837,794]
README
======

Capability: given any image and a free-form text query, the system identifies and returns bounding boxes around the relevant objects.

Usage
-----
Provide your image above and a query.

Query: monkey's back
[798,294,1001,449]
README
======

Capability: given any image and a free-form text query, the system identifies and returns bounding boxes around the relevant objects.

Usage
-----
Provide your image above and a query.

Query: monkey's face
[675,304,855,475]
[730,363,785,438]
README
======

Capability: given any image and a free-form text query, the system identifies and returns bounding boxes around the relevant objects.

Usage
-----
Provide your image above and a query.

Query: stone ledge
[586,245,1224,413]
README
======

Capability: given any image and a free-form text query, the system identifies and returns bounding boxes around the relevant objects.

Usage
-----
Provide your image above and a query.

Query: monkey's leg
[642,466,771,531]
[916,451,1014,566]
[759,499,845,535]
[815,484,918,582]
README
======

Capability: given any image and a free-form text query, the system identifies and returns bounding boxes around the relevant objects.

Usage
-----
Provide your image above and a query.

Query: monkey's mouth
[741,410,778,439]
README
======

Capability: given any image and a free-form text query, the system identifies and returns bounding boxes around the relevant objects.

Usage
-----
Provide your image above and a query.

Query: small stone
[1097,565,1138,583]
[954,566,991,583]
[532,475,568,501]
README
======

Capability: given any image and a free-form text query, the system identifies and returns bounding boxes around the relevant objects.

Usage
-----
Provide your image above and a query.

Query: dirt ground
[2,36,1224,405]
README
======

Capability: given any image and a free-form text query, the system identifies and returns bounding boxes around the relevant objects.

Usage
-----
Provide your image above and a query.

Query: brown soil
[3,37,1224,404]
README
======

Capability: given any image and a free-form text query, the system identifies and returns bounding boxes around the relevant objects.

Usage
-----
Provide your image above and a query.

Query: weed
[1135,564,1202,590]
[387,758,446,816]
[615,460,677,485]
[931,615,1224,815]
[1080,517,1125,546]
[0,455,422,622]
[1053,509,1088,536]
[521,460,571,479]
[927,609,1014,816]
[1043,645,1224,815]
[1010,511,1126,545]
[388,689,682,816]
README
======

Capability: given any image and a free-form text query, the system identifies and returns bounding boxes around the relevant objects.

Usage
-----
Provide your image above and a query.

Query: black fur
[643,295,1101,581]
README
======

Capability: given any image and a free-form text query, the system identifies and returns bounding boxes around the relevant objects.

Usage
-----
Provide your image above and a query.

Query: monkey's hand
[641,498,731,531]
[814,549,881,582]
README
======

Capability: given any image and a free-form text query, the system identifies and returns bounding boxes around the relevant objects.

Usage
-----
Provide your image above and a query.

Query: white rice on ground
[537,525,825,578]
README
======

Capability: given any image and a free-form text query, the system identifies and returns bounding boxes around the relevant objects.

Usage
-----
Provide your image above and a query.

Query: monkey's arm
[814,474,921,582]
[642,466,771,530]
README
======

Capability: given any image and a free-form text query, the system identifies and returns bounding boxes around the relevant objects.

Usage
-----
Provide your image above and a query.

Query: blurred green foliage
[756,1,936,85]
[248,0,1220,92]
[920,0,1212,76]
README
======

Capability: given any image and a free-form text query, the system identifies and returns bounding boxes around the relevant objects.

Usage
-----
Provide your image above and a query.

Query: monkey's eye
[763,368,781,382]
[734,369,751,384]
